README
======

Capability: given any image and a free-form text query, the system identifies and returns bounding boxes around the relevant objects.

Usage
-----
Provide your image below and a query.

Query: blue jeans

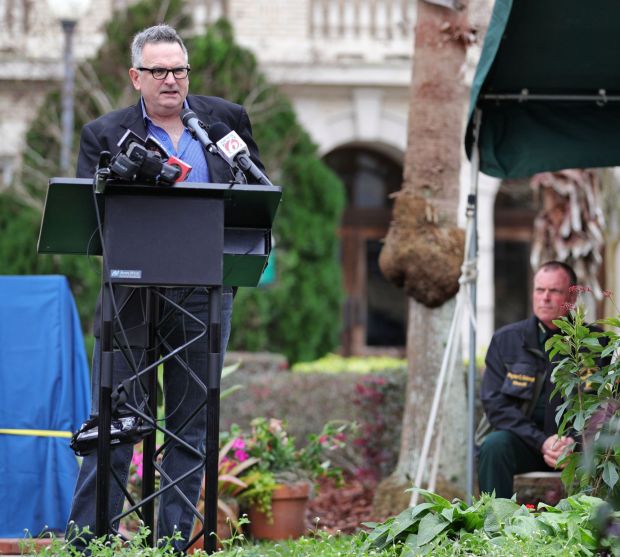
[66,287,233,550]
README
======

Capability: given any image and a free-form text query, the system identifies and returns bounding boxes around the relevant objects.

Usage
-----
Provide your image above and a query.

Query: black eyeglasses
[137,67,191,80]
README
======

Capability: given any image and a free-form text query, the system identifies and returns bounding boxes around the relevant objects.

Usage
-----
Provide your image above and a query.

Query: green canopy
[465,0,620,179]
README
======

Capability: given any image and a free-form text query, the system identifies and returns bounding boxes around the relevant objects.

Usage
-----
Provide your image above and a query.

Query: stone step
[514,471,565,506]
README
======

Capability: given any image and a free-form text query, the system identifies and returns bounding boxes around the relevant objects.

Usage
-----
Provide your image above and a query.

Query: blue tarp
[0,275,90,537]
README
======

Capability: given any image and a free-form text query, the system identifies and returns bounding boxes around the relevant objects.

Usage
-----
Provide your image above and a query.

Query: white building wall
[285,85,409,160]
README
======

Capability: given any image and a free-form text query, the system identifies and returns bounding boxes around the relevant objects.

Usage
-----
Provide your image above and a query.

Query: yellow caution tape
[0,428,72,438]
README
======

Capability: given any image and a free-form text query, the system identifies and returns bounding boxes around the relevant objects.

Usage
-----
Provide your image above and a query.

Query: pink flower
[318,435,329,445]
[268,418,284,433]
[569,285,592,294]
[131,452,143,479]
[234,449,249,462]
[231,437,246,450]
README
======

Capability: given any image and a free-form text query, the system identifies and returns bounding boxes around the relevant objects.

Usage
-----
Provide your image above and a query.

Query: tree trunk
[374,0,470,516]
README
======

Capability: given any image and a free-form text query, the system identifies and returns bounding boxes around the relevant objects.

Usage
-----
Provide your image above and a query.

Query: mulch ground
[306,476,382,534]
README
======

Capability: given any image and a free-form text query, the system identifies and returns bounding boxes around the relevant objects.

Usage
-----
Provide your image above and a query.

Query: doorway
[324,146,406,355]
[493,179,537,330]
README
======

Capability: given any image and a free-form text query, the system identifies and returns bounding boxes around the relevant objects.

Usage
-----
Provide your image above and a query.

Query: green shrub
[292,353,406,374]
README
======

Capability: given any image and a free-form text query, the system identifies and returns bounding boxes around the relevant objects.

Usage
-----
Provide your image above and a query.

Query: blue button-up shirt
[141,98,210,183]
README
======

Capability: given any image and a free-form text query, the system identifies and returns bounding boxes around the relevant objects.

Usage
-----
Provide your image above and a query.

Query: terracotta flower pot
[248,482,311,540]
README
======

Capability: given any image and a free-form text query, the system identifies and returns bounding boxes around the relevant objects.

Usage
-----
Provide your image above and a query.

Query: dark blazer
[76,94,264,180]
[79,95,264,337]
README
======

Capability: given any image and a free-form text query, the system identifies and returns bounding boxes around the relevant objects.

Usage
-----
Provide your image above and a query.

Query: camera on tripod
[96,130,192,191]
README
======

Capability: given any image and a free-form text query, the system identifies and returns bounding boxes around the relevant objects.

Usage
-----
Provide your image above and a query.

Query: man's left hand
[542,434,574,468]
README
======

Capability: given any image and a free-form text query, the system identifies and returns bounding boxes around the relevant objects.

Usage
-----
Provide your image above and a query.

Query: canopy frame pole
[465,107,482,505]
[481,91,620,104]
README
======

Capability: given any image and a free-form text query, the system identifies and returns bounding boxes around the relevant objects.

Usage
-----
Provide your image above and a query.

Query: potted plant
[236,417,347,540]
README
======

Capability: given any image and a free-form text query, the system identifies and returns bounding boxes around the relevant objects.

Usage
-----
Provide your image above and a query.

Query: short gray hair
[536,260,577,287]
[131,24,188,68]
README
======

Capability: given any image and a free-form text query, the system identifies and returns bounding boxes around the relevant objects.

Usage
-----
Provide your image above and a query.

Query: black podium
[38,178,281,553]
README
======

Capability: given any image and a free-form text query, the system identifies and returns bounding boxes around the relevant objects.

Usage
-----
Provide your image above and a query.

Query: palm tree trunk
[374,0,470,515]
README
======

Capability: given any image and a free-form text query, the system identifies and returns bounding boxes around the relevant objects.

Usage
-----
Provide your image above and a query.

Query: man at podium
[66,23,265,550]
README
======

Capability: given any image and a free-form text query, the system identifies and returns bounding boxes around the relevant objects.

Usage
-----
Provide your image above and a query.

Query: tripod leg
[96,280,113,537]
[204,286,221,555]
[142,287,159,544]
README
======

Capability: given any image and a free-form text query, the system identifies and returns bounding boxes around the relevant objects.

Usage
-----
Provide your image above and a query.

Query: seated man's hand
[541,434,575,468]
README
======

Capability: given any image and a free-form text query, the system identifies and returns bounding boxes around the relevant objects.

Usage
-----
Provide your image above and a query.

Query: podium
[38,178,281,553]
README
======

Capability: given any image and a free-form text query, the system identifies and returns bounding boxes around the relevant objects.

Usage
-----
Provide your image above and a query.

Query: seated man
[476,260,582,498]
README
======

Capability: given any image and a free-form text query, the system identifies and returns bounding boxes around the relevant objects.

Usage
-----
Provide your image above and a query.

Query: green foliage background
[0,0,344,363]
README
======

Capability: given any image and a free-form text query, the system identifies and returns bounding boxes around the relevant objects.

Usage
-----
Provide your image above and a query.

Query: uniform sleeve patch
[506,371,536,386]
[500,366,538,400]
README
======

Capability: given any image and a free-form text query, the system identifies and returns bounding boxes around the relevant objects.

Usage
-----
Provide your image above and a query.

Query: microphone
[209,122,273,186]
[179,108,217,154]
[145,134,192,182]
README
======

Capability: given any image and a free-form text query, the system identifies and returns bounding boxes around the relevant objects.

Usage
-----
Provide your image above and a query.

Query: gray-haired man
[67,23,264,550]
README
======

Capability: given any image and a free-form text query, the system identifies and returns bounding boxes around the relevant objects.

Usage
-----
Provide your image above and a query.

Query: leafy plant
[220,364,407,483]
[545,292,620,500]
[217,436,259,501]
[246,418,347,480]
[236,418,348,516]
[234,468,279,518]
[363,489,618,556]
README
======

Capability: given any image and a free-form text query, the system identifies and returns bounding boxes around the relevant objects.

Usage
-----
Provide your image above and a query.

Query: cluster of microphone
[95,130,192,191]
[95,108,271,191]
